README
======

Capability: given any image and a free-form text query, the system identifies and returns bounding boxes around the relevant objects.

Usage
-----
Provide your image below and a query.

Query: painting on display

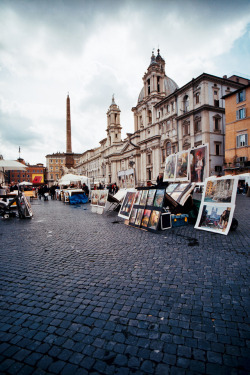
[153,189,165,208]
[147,210,161,231]
[195,204,235,235]
[91,191,99,206]
[134,190,142,205]
[204,177,237,204]
[135,208,144,226]
[98,190,109,207]
[141,209,151,228]
[189,144,209,183]
[166,182,195,206]
[163,154,177,181]
[146,189,156,206]
[139,190,148,206]
[129,208,138,225]
[176,151,189,181]
[118,191,136,219]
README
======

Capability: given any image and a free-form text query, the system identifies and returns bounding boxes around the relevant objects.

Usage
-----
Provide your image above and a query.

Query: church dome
[137,76,179,103]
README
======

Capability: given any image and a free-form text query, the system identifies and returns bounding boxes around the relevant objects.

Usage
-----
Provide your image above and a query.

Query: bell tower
[142,49,166,99]
[106,95,122,146]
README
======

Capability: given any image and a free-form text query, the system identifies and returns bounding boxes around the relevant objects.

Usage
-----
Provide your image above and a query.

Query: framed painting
[189,144,209,183]
[91,190,99,206]
[135,208,144,226]
[139,190,148,206]
[146,189,156,206]
[176,150,189,181]
[195,203,235,235]
[204,177,238,204]
[129,208,138,225]
[98,190,108,207]
[118,191,136,219]
[134,190,142,205]
[141,209,151,228]
[153,189,165,208]
[163,154,177,181]
[147,210,161,231]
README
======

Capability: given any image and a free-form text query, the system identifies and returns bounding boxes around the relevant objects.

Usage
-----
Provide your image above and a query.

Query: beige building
[75,50,246,187]
[46,152,81,184]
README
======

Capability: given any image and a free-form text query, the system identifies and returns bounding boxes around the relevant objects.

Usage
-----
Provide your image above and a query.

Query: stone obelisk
[65,94,74,168]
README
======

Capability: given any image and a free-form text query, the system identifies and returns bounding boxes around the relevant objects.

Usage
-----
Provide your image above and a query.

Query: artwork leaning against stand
[91,190,100,206]
[163,154,177,181]
[98,190,109,208]
[153,189,165,208]
[129,208,138,225]
[118,191,136,220]
[195,176,238,235]
[141,209,151,228]
[147,210,161,230]
[195,204,235,235]
[146,189,156,206]
[189,144,209,183]
[139,190,148,206]
[176,150,189,181]
[135,208,144,226]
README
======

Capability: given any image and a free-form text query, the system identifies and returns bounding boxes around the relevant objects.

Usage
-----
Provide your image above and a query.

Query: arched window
[147,110,152,125]
[166,141,171,156]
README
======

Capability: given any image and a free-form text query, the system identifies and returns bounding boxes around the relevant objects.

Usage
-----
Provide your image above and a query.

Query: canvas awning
[0,160,28,171]
[58,173,89,186]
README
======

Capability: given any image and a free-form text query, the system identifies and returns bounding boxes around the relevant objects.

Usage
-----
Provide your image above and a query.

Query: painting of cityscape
[204,177,237,203]
[141,209,151,227]
[195,204,235,235]
[98,190,109,207]
[135,208,144,226]
[146,189,156,206]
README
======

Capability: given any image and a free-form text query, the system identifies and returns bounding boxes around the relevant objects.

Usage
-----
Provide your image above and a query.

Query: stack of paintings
[165,182,195,206]
[194,176,238,235]
[125,188,165,232]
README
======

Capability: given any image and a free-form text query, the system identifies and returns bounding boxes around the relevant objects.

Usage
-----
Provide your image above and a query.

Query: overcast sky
[0,0,250,165]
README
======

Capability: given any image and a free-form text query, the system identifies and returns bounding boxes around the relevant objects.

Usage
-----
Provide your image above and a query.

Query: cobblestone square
[0,195,249,374]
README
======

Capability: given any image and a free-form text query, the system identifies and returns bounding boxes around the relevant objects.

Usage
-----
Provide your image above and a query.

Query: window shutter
[236,93,239,104]
[236,110,239,120]
[236,135,239,148]
[243,90,246,101]
[246,134,248,146]
[243,108,246,118]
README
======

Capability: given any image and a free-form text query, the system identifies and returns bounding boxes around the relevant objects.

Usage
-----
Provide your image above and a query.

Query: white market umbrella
[58,173,89,186]
[18,181,32,186]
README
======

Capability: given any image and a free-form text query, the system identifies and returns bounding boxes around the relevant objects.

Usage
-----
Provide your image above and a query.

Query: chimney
[66,94,72,153]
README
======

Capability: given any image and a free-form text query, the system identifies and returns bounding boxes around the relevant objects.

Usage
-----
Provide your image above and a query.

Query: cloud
[0,0,249,164]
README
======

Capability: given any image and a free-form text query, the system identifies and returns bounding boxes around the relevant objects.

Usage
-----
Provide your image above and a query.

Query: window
[157,76,160,92]
[215,143,220,156]
[50,174,53,179]
[167,104,170,112]
[162,149,166,163]
[166,142,171,156]
[236,108,246,120]
[237,90,246,103]
[214,116,221,131]
[183,95,189,112]
[172,145,176,154]
[236,134,248,148]
[147,154,151,164]
[215,166,222,172]
[147,169,152,181]
[214,100,219,107]
[171,102,174,111]
[183,121,190,136]
[147,79,150,95]
[194,117,201,132]
[195,93,200,104]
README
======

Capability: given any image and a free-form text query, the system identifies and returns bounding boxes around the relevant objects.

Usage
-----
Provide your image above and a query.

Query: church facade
[75,50,245,187]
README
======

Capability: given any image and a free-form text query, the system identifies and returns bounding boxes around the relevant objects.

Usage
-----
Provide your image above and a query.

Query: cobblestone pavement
[0,195,249,375]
